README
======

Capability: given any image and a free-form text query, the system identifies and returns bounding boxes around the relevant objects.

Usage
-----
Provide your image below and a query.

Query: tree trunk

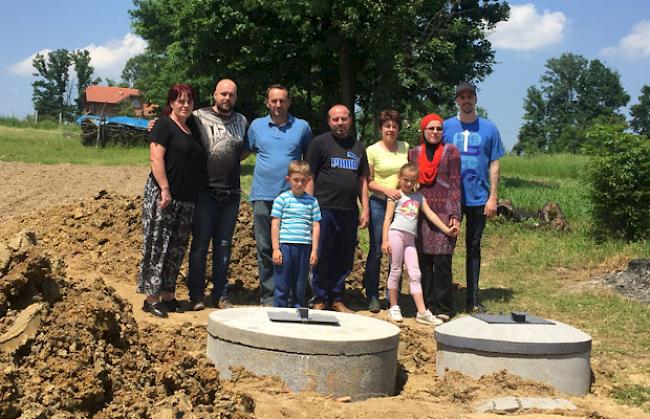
[339,38,356,138]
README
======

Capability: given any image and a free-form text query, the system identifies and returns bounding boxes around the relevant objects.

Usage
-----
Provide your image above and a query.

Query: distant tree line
[513,52,650,155]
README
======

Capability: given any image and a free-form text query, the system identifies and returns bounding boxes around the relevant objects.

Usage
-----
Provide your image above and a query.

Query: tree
[513,53,630,154]
[72,49,100,113]
[121,52,155,89]
[32,49,74,119]
[630,84,650,138]
[128,0,509,134]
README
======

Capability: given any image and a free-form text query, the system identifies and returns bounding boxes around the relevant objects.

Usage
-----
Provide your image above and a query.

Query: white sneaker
[416,310,443,326]
[388,305,403,322]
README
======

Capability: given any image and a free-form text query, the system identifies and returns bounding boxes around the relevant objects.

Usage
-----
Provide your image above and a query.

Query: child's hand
[381,241,391,255]
[272,249,283,265]
[309,250,318,267]
[445,225,459,237]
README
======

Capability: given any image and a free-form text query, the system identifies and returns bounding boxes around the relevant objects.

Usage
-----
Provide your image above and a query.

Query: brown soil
[0,161,648,418]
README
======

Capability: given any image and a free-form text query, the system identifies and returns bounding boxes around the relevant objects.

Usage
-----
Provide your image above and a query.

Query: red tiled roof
[85,85,142,104]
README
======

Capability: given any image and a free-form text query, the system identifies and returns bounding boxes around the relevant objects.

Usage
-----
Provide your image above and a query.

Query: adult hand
[159,188,172,209]
[450,218,461,230]
[484,196,498,218]
[272,249,283,265]
[385,188,401,201]
[309,250,318,267]
[358,209,369,229]
[147,118,158,132]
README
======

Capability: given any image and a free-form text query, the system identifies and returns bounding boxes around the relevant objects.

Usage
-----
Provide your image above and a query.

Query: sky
[2,0,650,150]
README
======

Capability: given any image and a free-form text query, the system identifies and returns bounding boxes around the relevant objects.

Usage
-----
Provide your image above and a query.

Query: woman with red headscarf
[408,113,461,321]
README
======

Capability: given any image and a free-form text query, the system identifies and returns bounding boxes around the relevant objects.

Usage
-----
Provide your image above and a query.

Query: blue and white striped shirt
[271,190,322,244]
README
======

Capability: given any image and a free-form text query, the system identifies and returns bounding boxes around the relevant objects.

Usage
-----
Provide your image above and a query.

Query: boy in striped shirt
[271,161,322,307]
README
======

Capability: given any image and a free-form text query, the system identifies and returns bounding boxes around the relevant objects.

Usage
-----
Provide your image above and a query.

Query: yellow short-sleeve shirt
[366,140,410,199]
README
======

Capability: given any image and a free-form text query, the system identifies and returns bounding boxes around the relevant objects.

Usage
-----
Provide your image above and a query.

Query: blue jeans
[187,190,239,302]
[273,243,310,308]
[312,209,358,304]
[363,196,386,300]
[253,200,275,305]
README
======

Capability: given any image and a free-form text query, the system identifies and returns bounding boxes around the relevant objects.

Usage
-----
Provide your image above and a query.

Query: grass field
[0,125,150,165]
[2,125,649,410]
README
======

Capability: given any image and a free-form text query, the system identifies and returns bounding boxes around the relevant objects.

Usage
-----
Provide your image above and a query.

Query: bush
[584,124,650,241]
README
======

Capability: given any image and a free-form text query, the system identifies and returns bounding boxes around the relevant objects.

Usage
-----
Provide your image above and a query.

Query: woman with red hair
[408,113,461,321]
[137,84,207,318]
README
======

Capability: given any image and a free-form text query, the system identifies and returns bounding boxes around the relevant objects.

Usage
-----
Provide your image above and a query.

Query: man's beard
[216,102,232,114]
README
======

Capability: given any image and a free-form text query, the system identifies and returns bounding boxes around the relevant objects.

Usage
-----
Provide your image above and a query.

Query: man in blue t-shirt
[443,82,505,313]
[245,84,312,305]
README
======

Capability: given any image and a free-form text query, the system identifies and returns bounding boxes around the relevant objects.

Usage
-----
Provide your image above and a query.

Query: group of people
[135,79,505,326]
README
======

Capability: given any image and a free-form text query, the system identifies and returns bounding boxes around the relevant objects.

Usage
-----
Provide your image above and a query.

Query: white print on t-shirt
[331,151,360,170]
[462,129,470,152]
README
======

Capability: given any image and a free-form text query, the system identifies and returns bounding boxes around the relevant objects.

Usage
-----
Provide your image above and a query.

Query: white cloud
[7,33,146,78]
[9,49,51,76]
[82,33,147,77]
[600,20,650,59]
[488,4,567,51]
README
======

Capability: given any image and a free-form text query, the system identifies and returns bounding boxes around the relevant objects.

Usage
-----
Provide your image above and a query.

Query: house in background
[82,85,155,117]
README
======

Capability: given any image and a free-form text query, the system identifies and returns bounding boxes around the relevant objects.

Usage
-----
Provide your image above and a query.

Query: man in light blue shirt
[245,84,312,305]
[443,82,505,314]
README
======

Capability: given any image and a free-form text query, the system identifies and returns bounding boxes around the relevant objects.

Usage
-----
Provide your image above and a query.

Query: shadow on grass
[502,176,560,189]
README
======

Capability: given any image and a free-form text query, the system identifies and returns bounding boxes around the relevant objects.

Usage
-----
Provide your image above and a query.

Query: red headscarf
[417,113,445,185]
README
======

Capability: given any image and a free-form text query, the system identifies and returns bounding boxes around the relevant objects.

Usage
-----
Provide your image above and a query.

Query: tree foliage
[513,53,630,155]
[32,49,74,119]
[72,50,101,113]
[32,49,99,119]
[584,124,650,242]
[630,84,650,138]
[128,0,508,135]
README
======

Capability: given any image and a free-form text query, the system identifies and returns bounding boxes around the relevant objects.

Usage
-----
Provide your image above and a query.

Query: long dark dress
[408,143,461,315]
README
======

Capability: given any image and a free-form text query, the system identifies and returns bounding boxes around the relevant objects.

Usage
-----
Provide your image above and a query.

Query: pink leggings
[387,229,422,295]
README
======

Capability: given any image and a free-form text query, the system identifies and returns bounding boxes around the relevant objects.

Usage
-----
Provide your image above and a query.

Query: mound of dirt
[0,242,253,418]
[0,192,373,308]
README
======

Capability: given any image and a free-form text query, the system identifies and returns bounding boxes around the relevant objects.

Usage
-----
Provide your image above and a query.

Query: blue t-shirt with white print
[443,116,505,207]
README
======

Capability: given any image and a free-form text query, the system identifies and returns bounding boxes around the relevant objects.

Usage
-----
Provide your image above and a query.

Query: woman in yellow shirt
[363,110,410,312]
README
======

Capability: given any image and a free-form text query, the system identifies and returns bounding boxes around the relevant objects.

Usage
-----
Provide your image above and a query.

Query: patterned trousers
[137,176,194,296]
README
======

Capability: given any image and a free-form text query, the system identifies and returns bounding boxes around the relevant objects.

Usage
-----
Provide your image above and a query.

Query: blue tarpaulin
[76,114,149,130]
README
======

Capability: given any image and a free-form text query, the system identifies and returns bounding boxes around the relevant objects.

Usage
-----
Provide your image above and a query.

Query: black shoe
[189,298,205,311]
[162,298,185,313]
[368,297,381,313]
[143,300,168,318]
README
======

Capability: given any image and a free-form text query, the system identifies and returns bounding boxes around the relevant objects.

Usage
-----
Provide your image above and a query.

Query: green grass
[501,153,587,179]
[0,125,149,165]
[613,385,650,411]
